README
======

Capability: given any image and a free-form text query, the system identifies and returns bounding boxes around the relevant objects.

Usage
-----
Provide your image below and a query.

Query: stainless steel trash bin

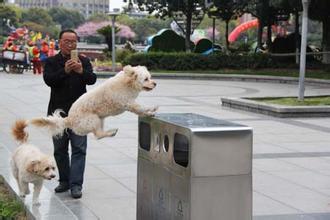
[137,113,252,220]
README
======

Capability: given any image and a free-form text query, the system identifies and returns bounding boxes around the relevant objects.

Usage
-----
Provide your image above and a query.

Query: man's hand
[64,59,83,74]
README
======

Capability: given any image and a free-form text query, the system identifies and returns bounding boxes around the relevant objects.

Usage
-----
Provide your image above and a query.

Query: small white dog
[30,65,157,139]
[11,120,56,205]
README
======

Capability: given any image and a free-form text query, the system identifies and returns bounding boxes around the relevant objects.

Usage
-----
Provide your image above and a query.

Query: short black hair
[59,29,77,39]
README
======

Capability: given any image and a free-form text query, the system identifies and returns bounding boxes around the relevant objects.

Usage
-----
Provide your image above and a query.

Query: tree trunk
[184,0,193,52]
[225,20,229,52]
[106,36,112,52]
[322,17,330,64]
[266,22,272,50]
[295,11,300,64]
[257,19,263,50]
[185,13,192,52]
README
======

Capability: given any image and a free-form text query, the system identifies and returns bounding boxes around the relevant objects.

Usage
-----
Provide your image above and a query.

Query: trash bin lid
[154,113,252,133]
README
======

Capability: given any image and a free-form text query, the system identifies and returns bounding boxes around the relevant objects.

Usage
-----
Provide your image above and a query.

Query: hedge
[123,52,300,70]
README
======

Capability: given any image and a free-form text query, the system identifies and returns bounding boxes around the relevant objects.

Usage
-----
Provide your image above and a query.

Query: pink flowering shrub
[75,21,135,40]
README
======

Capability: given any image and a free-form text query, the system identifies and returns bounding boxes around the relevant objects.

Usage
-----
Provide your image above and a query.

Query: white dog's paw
[145,106,158,117]
[151,106,159,113]
[107,128,118,137]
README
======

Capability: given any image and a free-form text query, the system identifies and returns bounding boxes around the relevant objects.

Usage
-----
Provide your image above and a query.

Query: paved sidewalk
[0,71,330,219]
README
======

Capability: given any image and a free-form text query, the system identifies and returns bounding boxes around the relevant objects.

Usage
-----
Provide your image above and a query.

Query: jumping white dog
[11,120,56,205]
[30,65,158,139]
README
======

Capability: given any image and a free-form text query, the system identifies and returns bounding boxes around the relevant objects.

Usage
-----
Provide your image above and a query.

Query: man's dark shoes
[54,182,70,193]
[71,186,82,199]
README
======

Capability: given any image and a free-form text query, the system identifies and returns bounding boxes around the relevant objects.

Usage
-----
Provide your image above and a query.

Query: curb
[221,97,330,118]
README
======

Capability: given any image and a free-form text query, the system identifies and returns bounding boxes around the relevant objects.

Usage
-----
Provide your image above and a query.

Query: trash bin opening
[139,122,151,151]
[173,133,189,167]
[163,135,169,152]
[154,133,160,152]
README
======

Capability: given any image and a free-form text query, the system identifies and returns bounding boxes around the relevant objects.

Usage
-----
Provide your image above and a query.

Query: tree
[245,0,295,49]
[75,21,135,44]
[21,21,59,38]
[22,8,54,26]
[117,14,171,44]
[137,0,205,51]
[0,4,20,36]
[207,0,246,51]
[48,7,85,30]
[87,13,109,22]
[309,0,330,63]
[97,25,120,52]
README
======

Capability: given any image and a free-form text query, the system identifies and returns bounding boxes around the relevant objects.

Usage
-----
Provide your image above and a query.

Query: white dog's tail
[30,110,69,137]
[12,119,29,143]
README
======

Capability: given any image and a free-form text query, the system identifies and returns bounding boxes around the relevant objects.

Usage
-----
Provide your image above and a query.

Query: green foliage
[229,41,254,53]
[0,4,21,36]
[0,199,24,218]
[21,8,54,26]
[22,21,59,38]
[0,35,6,44]
[137,0,205,51]
[123,52,279,70]
[116,49,136,62]
[0,4,20,26]
[309,0,330,22]
[117,14,171,44]
[87,13,109,22]
[97,25,120,52]
[0,177,26,219]
[48,7,85,30]
[210,0,244,22]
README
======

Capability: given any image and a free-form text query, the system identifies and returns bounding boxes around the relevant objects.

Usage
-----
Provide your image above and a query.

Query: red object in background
[32,46,42,74]
[32,46,40,56]
[228,19,259,43]
[41,41,49,54]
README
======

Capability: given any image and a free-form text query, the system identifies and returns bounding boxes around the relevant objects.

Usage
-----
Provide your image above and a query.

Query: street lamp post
[108,9,120,72]
[298,0,310,101]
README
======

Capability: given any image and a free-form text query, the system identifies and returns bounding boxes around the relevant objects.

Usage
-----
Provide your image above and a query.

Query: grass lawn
[250,96,330,106]
[0,176,27,220]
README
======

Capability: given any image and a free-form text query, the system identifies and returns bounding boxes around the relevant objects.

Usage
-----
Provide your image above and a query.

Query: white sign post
[298,0,310,101]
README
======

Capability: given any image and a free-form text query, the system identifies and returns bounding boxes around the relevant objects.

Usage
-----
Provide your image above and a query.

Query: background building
[14,0,111,17]
[13,0,141,18]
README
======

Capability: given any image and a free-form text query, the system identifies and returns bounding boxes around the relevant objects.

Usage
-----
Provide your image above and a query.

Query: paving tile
[253,191,300,216]
[81,178,134,199]
[97,163,137,179]
[83,197,136,220]
[1,72,330,219]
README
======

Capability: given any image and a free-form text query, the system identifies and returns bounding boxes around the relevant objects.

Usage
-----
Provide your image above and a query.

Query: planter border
[221,96,330,118]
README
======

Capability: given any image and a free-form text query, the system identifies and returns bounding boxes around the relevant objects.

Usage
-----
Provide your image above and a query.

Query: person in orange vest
[48,39,56,57]
[32,46,42,74]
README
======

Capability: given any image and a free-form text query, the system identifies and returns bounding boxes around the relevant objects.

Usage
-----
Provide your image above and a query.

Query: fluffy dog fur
[11,120,56,205]
[30,65,158,139]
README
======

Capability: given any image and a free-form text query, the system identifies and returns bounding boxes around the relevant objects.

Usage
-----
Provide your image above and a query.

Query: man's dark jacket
[43,52,97,116]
